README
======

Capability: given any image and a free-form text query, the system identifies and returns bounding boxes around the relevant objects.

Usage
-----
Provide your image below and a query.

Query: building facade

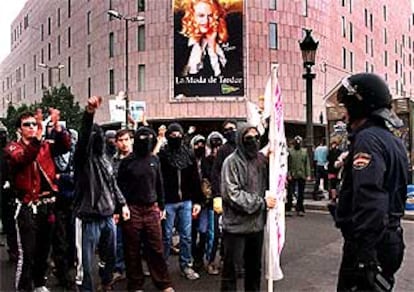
[1,0,413,136]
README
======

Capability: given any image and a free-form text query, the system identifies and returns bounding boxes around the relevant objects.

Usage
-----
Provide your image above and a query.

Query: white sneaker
[33,286,50,292]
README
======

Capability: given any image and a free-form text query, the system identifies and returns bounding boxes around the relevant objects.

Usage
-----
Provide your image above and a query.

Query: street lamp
[299,29,319,155]
[107,9,144,129]
[38,63,65,84]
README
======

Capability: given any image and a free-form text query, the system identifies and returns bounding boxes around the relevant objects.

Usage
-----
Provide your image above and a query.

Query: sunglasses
[22,122,38,127]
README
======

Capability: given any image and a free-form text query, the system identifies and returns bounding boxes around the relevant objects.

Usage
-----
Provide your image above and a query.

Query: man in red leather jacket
[4,109,71,292]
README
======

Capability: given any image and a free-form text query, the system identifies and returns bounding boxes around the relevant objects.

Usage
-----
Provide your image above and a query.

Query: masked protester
[220,125,276,292]
[116,127,174,292]
[202,131,224,275]
[334,73,407,292]
[286,136,312,217]
[158,123,203,281]
[73,96,130,292]
[189,135,209,272]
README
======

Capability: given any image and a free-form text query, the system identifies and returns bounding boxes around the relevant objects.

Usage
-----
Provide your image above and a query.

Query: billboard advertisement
[173,0,244,97]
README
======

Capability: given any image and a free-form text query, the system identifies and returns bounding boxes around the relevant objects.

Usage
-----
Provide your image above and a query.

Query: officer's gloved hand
[355,250,380,290]
[355,250,391,291]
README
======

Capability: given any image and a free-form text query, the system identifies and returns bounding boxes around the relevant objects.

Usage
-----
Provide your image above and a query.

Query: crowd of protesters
[0,96,278,292]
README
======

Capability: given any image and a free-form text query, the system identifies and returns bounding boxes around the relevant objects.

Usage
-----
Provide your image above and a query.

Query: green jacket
[288,147,311,179]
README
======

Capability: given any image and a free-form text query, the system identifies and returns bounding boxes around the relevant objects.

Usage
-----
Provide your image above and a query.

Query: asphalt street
[0,211,413,291]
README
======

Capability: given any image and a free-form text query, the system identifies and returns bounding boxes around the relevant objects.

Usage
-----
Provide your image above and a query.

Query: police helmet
[337,73,391,121]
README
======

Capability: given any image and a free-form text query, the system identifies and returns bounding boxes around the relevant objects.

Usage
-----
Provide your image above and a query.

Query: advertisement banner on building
[173,0,244,97]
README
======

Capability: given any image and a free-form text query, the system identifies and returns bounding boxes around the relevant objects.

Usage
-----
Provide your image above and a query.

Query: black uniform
[336,119,407,291]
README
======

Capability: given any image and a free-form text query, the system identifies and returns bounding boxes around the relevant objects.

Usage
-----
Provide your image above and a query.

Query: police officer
[335,73,407,291]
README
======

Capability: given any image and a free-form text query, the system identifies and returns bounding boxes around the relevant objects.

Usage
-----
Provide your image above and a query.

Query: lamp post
[38,63,65,84]
[107,10,144,129]
[299,29,319,155]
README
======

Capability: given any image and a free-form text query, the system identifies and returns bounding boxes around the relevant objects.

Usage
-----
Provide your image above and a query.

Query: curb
[304,202,414,221]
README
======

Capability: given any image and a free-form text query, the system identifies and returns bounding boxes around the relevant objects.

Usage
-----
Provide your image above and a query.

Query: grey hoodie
[220,124,268,234]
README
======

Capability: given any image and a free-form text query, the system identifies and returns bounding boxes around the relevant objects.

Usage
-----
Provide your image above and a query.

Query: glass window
[58,8,61,27]
[87,11,91,34]
[87,44,91,67]
[269,23,278,49]
[138,25,145,51]
[68,0,71,18]
[57,35,61,55]
[88,77,92,97]
[68,56,71,77]
[48,17,51,35]
[109,32,114,57]
[138,65,145,91]
[341,16,346,38]
[384,28,387,44]
[68,27,71,48]
[269,0,277,10]
[383,5,387,21]
[384,51,388,66]
[41,48,44,63]
[349,51,353,72]
[364,9,368,27]
[48,43,51,60]
[349,22,353,42]
[109,69,115,94]
[138,0,145,12]
[33,54,37,71]
[342,47,347,69]
[41,24,44,41]
[302,0,308,17]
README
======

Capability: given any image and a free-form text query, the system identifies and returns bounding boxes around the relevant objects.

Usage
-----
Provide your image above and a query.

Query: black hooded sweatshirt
[73,110,126,219]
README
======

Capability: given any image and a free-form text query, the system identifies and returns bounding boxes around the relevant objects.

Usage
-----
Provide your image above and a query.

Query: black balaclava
[222,119,238,145]
[166,123,184,150]
[91,124,105,156]
[194,145,205,158]
[242,134,260,159]
[237,125,260,160]
[134,127,157,157]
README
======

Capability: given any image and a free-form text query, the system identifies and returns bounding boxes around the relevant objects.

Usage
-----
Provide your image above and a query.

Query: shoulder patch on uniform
[352,152,372,170]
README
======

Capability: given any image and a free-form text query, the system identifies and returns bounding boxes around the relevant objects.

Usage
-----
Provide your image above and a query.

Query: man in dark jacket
[117,126,174,292]
[159,123,202,280]
[220,124,276,292]
[4,109,71,292]
[73,96,130,292]
[334,73,408,291]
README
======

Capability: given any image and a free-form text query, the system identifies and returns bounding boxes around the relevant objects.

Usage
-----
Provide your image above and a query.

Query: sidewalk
[304,198,414,221]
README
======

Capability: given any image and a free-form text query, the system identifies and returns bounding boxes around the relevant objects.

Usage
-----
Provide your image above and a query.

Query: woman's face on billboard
[194,1,214,34]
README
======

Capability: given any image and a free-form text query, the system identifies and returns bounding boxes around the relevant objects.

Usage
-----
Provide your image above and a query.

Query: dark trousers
[221,231,263,292]
[314,165,328,192]
[15,203,54,291]
[122,204,173,291]
[337,228,404,291]
[286,178,305,212]
[1,189,17,259]
[52,197,75,286]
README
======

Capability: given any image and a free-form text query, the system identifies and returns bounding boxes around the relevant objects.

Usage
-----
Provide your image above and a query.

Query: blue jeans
[76,217,116,292]
[114,224,125,273]
[163,200,192,270]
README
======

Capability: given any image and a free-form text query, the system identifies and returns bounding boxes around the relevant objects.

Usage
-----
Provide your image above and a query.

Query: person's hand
[192,204,201,217]
[265,196,277,209]
[160,209,166,221]
[86,96,102,112]
[206,30,218,52]
[287,175,292,181]
[34,109,44,141]
[113,214,120,224]
[122,205,130,221]
[49,108,62,132]
[213,197,223,214]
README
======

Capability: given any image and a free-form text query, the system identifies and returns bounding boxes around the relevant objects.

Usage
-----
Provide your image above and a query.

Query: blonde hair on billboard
[181,0,228,44]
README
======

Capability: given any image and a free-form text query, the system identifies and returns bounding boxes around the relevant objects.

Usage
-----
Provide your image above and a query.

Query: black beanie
[166,123,184,136]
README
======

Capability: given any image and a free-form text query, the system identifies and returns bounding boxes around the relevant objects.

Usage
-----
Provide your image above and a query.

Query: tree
[0,84,83,140]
